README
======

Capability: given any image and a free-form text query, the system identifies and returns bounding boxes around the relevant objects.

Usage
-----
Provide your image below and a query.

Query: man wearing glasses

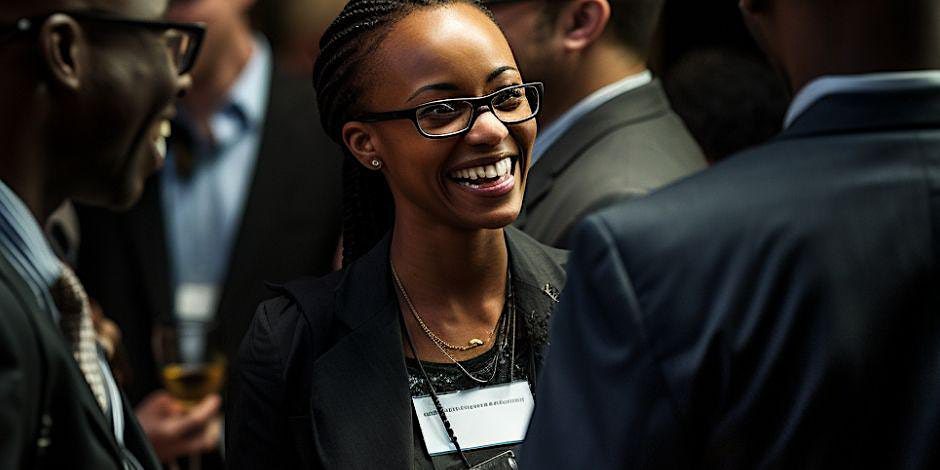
[74,0,344,467]
[0,0,201,468]
[484,0,707,248]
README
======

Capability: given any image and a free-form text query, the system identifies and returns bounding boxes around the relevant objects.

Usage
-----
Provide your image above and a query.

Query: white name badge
[412,380,534,456]
[174,283,219,322]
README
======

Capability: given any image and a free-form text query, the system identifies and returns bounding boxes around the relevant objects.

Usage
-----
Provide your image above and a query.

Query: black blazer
[522,87,940,469]
[75,69,343,406]
[516,80,706,247]
[0,254,160,470]
[228,226,567,469]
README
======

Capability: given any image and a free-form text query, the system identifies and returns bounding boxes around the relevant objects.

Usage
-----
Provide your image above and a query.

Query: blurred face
[486,1,557,84]
[165,0,251,83]
[353,4,538,231]
[62,0,191,209]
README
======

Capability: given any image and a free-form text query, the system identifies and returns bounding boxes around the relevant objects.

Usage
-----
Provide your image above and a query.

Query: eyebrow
[405,66,520,103]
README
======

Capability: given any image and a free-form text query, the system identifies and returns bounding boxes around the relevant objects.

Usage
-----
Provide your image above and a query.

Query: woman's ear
[557,0,611,52]
[38,14,86,91]
[342,121,383,171]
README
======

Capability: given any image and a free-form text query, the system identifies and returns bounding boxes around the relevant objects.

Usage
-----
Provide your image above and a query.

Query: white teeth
[449,157,514,181]
[160,120,172,138]
[155,136,167,161]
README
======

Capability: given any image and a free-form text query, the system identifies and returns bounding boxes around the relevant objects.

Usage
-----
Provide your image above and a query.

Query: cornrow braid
[313,0,494,266]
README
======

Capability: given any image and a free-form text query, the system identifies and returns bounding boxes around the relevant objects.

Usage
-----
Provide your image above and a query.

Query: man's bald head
[3,0,102,18]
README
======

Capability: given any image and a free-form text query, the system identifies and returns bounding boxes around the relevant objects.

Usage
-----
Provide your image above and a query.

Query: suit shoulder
[256,269,344,332]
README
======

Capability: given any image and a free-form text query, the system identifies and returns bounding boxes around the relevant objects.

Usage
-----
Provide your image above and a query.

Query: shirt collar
[0,180,62,292]
[226,35,272,131]
[784,70,940,128]
[532,70,653,164]
[177,35,272,150]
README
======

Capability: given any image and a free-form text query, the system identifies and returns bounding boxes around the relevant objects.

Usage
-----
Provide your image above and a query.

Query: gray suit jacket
[517,80,706,247]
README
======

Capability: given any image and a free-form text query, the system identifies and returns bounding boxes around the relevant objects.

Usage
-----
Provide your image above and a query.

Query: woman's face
[348,4,537,232]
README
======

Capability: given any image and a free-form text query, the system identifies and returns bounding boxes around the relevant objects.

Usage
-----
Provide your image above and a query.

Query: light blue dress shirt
[531,71,653,165]
[161,36,272,322]
[0,180,61,314]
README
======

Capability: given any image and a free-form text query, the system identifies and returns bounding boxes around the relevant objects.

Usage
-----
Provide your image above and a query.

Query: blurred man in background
[665,47,789,163]
[0,0,199,467]
[76,0,342,466]
[524,0,940,468]
[485,0,706,247]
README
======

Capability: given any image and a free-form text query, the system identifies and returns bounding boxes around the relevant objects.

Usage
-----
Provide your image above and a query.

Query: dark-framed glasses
[0,10,205,75]
[355,82,544,139]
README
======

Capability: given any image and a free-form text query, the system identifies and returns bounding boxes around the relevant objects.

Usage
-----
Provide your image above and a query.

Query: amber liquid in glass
[161,359,226,407]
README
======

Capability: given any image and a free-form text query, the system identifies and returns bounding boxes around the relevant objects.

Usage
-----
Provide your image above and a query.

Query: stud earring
[371,159,383,169]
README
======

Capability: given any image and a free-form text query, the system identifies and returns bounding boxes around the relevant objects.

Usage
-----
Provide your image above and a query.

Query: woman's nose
[464,108,510,146]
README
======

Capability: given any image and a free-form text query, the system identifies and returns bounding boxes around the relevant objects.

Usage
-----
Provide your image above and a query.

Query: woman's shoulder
[505,225,569,278]
[241,270,347,369]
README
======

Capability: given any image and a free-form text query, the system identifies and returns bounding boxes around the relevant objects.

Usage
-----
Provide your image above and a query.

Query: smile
[446,156,517,197]
[448,156,514,185]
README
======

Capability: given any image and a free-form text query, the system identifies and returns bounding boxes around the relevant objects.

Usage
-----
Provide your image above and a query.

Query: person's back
[522,1,940,468]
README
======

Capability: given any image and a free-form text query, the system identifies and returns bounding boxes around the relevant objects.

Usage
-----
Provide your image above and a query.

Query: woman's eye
[493,89,524,110]
[418,103,462,119]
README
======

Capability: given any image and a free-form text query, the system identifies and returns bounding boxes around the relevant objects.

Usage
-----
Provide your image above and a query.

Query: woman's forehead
[371,4,519,97]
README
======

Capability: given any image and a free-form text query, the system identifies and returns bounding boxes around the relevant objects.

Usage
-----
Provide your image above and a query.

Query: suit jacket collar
[331,226,566,332]
[781,87,940,140]
[307,227,565,468]
[523,80,672,211]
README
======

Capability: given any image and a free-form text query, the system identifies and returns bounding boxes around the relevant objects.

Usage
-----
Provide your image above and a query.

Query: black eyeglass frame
[354,82,544,139]
[0,10,206,75]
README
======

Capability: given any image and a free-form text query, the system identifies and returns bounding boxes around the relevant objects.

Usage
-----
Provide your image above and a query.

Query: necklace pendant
[468,338,485,347]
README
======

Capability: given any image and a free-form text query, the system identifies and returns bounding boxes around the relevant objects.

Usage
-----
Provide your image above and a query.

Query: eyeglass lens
[164,29,196,75]
[415,85,540,136]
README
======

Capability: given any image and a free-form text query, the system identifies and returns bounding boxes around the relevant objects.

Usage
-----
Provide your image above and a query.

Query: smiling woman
[227,1,567,469]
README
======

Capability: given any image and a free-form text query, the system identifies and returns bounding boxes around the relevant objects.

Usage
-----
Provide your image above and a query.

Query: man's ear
[38,14,86,91]
[557,0,611,52]
[342,121,383,170]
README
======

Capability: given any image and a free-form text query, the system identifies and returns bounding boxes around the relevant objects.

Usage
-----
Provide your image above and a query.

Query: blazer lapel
[0,255,125,465]
[306,237,413,469]
[522,80,672,213]
[504,227,568,370]
[123,177,173,323]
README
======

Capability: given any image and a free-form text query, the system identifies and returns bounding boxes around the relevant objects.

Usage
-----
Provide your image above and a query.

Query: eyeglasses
[355,82,543,139]
[0,10,205,76]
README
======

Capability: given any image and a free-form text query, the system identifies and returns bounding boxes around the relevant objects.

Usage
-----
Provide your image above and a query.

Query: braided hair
[313,0,494,266]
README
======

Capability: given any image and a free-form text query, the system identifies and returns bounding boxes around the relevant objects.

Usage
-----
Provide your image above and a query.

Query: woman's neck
[389,216,508,327]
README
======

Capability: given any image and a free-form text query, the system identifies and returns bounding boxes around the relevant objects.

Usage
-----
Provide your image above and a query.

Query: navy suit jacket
[522,87,940,469]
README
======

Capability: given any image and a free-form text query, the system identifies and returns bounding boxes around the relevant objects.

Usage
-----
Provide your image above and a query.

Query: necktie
[50,262,109,413]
